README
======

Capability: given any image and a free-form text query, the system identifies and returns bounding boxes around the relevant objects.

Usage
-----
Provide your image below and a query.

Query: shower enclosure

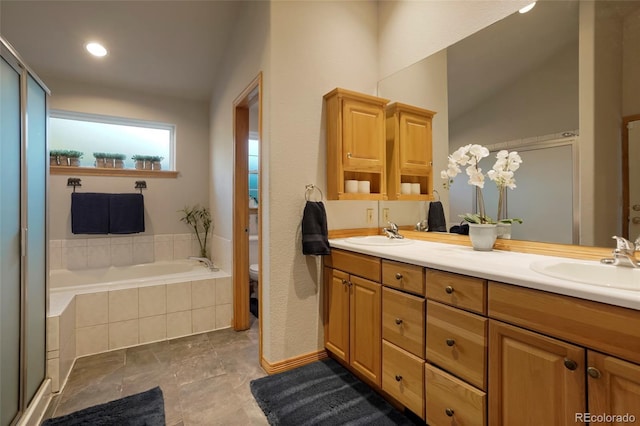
[1,37,49,425]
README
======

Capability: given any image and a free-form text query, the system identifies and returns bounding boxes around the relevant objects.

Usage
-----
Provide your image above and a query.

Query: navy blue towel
[427,201,447,232]
[71,193,110,234]
[109,194,145,234]
[302,201,331,255]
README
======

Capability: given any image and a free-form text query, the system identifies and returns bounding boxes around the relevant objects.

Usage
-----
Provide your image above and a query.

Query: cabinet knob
[445,408,454,417]
[341,279,348,286]
[587,367,601,379]
[395,318,403,325]
[446,338,455,347]
[445,285,454,294]
[395,272,403,280]
[563,358,578,371]
[395,375,402,382]
[347,152,352,158]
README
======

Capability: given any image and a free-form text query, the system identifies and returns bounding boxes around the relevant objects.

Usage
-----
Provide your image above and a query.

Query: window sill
[50,166,179,178]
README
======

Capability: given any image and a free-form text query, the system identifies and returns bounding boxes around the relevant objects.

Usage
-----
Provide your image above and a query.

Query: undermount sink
[344,236,414,246]
[530,259,640,290]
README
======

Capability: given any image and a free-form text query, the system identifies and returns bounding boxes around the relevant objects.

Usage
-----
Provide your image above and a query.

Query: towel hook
[305,184,323,201]
[67,178,82,192]
[433,189,440,201]
[135,180,147,194]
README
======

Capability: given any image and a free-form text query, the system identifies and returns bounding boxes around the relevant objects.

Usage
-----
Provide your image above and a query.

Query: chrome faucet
[602,236,640,268]
[188,256,218,271]
[383,222,404,239]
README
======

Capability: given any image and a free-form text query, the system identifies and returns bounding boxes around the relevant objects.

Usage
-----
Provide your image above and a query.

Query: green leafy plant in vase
[179,205,212,258]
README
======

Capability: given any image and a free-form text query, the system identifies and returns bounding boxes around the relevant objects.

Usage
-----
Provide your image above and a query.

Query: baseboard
[17,379,52,426]
[261,349,328,375]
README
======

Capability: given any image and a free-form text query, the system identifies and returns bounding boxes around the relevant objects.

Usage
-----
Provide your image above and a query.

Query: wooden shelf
[50,166,179,178]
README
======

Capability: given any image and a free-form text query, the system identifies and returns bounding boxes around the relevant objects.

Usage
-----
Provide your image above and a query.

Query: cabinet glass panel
[0,55,22,426]
[25,75,47,404]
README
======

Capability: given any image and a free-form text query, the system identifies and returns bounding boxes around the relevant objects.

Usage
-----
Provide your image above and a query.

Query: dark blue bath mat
[250,358,416,425]
[42,386,165,425]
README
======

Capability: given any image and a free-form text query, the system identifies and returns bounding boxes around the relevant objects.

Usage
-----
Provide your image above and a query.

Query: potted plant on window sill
[50,149,83,167]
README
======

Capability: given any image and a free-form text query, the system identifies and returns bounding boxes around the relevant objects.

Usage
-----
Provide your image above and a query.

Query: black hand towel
[109,193,145,234]
[71,193,110,234]
[427,200,447,232]
[302,201,331,255]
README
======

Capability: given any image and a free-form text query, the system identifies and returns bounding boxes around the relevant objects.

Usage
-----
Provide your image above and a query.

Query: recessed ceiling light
[519,2,536,14]
[85,42,108,57]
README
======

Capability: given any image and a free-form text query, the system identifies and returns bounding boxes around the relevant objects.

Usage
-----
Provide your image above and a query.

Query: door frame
[232,73,262,337]
[622,114,640,239]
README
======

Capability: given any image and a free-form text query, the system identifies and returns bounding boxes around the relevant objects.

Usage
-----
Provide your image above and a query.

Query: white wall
[46,76,210,240]
[377,0,526,79]
[623,5,640,116]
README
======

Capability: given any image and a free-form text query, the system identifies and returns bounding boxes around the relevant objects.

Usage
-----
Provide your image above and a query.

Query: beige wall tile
[47,350,60,360]
[166,282,191,313]
[215,276,233,305]
[215,303,232,330]
[166,311,192,339]
[47,316,60,352]
[76,324,108,357]
[192,279,215,309]
[109,288,139,322]
[139,285,167,317]
[192,307,216,333]
[109,319,139,350]
[139,315,167,344]
[48,358,60,393]
[60,298,76,348]
[76,292,108,328]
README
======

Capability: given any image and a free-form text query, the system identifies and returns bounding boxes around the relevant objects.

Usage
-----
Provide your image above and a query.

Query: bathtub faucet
[188,256,218,271]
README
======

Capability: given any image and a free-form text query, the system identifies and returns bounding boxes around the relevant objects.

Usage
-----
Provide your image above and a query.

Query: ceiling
[0,1,243,101]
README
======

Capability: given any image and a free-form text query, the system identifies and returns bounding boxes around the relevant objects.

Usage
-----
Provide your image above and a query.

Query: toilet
[249,234,259,282]
[249,263,259,282]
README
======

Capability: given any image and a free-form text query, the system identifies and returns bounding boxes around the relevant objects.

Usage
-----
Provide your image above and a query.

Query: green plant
[66,150,84,158]
[179,205,212,258]
[132,154,150,161]
[150,155,164,162]
[94,152,125,159]
[50,149,83,158]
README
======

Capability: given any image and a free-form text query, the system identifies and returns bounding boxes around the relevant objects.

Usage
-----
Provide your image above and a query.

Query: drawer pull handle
[395,272,403,280]
[445,408,454,417]
[563,358,578,371]
[446,338,455,347]
[445,285,454,294]
[395,318,403,325]
[395,375,402,382]
[587,367,601,379]
[341,279,348,286]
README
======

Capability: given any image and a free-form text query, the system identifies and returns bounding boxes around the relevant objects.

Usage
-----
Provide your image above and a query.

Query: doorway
[623,114,640,239]
[232,73,262,341]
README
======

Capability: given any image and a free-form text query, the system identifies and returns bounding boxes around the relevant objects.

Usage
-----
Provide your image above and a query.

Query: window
[49,110,175,170]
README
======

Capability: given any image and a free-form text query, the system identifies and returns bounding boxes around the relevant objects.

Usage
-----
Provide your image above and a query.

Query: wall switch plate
[366,208,374,225]
[383,208,390,223]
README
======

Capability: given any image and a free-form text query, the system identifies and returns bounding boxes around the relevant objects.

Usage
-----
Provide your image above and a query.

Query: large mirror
[378,0,640,248]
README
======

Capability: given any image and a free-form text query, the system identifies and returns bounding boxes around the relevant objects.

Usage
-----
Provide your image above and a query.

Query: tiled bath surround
[47,233,229,393]
[49,233,211,270]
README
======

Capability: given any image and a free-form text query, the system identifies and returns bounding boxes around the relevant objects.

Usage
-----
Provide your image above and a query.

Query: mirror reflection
[378,0,640,248]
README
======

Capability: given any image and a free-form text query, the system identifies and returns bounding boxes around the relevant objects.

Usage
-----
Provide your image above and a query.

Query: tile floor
[43,315,268,425]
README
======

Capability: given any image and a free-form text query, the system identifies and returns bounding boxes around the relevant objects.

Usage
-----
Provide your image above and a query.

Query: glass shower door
[0,55,22,426]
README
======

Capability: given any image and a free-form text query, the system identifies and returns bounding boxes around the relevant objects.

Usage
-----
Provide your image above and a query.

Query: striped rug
[250,358,416,425]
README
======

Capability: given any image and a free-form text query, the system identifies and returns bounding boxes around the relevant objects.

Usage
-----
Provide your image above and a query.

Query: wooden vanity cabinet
[323,250,382,387]
[324,88,389,200]
[385,102,436,200]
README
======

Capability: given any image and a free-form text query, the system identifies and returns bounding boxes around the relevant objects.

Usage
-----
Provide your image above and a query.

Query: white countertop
[329,237,640,311]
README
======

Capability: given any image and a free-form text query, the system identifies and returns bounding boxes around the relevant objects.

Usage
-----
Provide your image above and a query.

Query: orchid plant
[441,144,523,225]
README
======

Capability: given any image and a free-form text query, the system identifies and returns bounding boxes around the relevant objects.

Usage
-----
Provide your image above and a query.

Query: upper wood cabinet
[385,102,436,200]
[324,88,389,200]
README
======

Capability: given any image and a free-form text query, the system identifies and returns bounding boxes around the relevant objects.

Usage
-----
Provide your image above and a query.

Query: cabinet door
[399,110,432,174]
[350,275,382,386]
[587,351,640,423]
[324,267,350,363]
[342,98,385,170]
[488,320,585,426]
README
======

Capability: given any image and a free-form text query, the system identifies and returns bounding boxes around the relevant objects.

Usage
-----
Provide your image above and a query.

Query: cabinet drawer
[426,269,486,314]
[425,363,486,426]
[382,340,425,419]
[382,260,425,296]
[324,249,381,282]
[426,300,487,390]
[382,287,425,357]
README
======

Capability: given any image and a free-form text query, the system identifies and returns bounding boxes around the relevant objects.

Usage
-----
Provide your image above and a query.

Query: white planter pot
[468,223,497,251]
[496,222,512,239]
